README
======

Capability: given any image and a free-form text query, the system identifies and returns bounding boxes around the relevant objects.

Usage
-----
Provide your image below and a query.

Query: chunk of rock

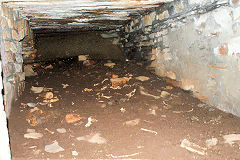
[24,132,43,139]
[72,150,78,156]
[24,65,37,77]
[27,103,38,108]
[206,138,218,148]
[65,114,85,124]
[56,128,67,134]
[104,62,116,68]
[110,77,130,87]
[160,91,170,98]
[76,133,107,144]
[78,55,89,61]
[135,76,150,81]
[45,92,54,99]
[31,86,44,94]
[44,141,64,153]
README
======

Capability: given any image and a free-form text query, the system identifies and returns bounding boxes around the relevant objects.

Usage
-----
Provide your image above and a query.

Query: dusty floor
[8,58,240,160]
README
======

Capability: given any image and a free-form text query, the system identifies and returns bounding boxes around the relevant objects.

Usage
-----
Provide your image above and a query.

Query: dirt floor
[8,58,240,160]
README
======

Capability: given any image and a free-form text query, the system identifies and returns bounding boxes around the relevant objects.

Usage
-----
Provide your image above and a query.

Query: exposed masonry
[119,0,240,116]
[0,5,31,117]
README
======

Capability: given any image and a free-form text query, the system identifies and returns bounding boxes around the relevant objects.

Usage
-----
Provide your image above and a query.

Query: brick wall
[120,0,240,116]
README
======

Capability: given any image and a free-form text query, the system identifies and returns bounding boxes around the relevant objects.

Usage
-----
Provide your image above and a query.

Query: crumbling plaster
[121,0,240,116]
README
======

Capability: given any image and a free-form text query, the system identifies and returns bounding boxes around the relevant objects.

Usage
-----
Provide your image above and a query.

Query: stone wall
[121,0,240,116]
[0,4,30,117]
[22,29,36,64]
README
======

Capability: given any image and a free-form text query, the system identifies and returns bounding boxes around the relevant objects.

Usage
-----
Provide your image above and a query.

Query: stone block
[133,18,139,25]
[4,64,13,78]
[158,10,169,20]
[15,53,23,63]
[3,51,13,63]
[3,41,11,52]
[14,63,22,73]
[18,72,25,82]
[9,42,17,53]
[13,73,20,84]
[143,11,156,26]
[7,18,14,29]
[2,30,11,40]
[174,1,185,13]
[1,5,9,17]
[152,48,157,55]
[17,19,26,40]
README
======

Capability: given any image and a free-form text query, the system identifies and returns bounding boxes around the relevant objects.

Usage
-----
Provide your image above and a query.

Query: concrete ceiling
[3,0,173,31]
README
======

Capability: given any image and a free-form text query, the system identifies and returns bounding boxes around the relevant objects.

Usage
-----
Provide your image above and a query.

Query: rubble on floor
[8,59,240,159]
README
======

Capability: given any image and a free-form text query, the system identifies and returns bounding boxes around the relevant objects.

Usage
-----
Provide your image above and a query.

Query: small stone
[107,101,113,105]
[56,128,67,134]
[104,62,116,68]
[160,91,170,98]
[24,65,37,77]
[120,107,126,113]
[27,103,38,108]
[31,86,44,94]
[206,138,218,148]
[135,76,150,81]
[72,150,78,156]
[76,133,107,144]
[24,132,43,139]
[45,141,64,153]
[65,114,85,124]
[78,55,88,61]
[45,92,53,99]
[166,86,173,90]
